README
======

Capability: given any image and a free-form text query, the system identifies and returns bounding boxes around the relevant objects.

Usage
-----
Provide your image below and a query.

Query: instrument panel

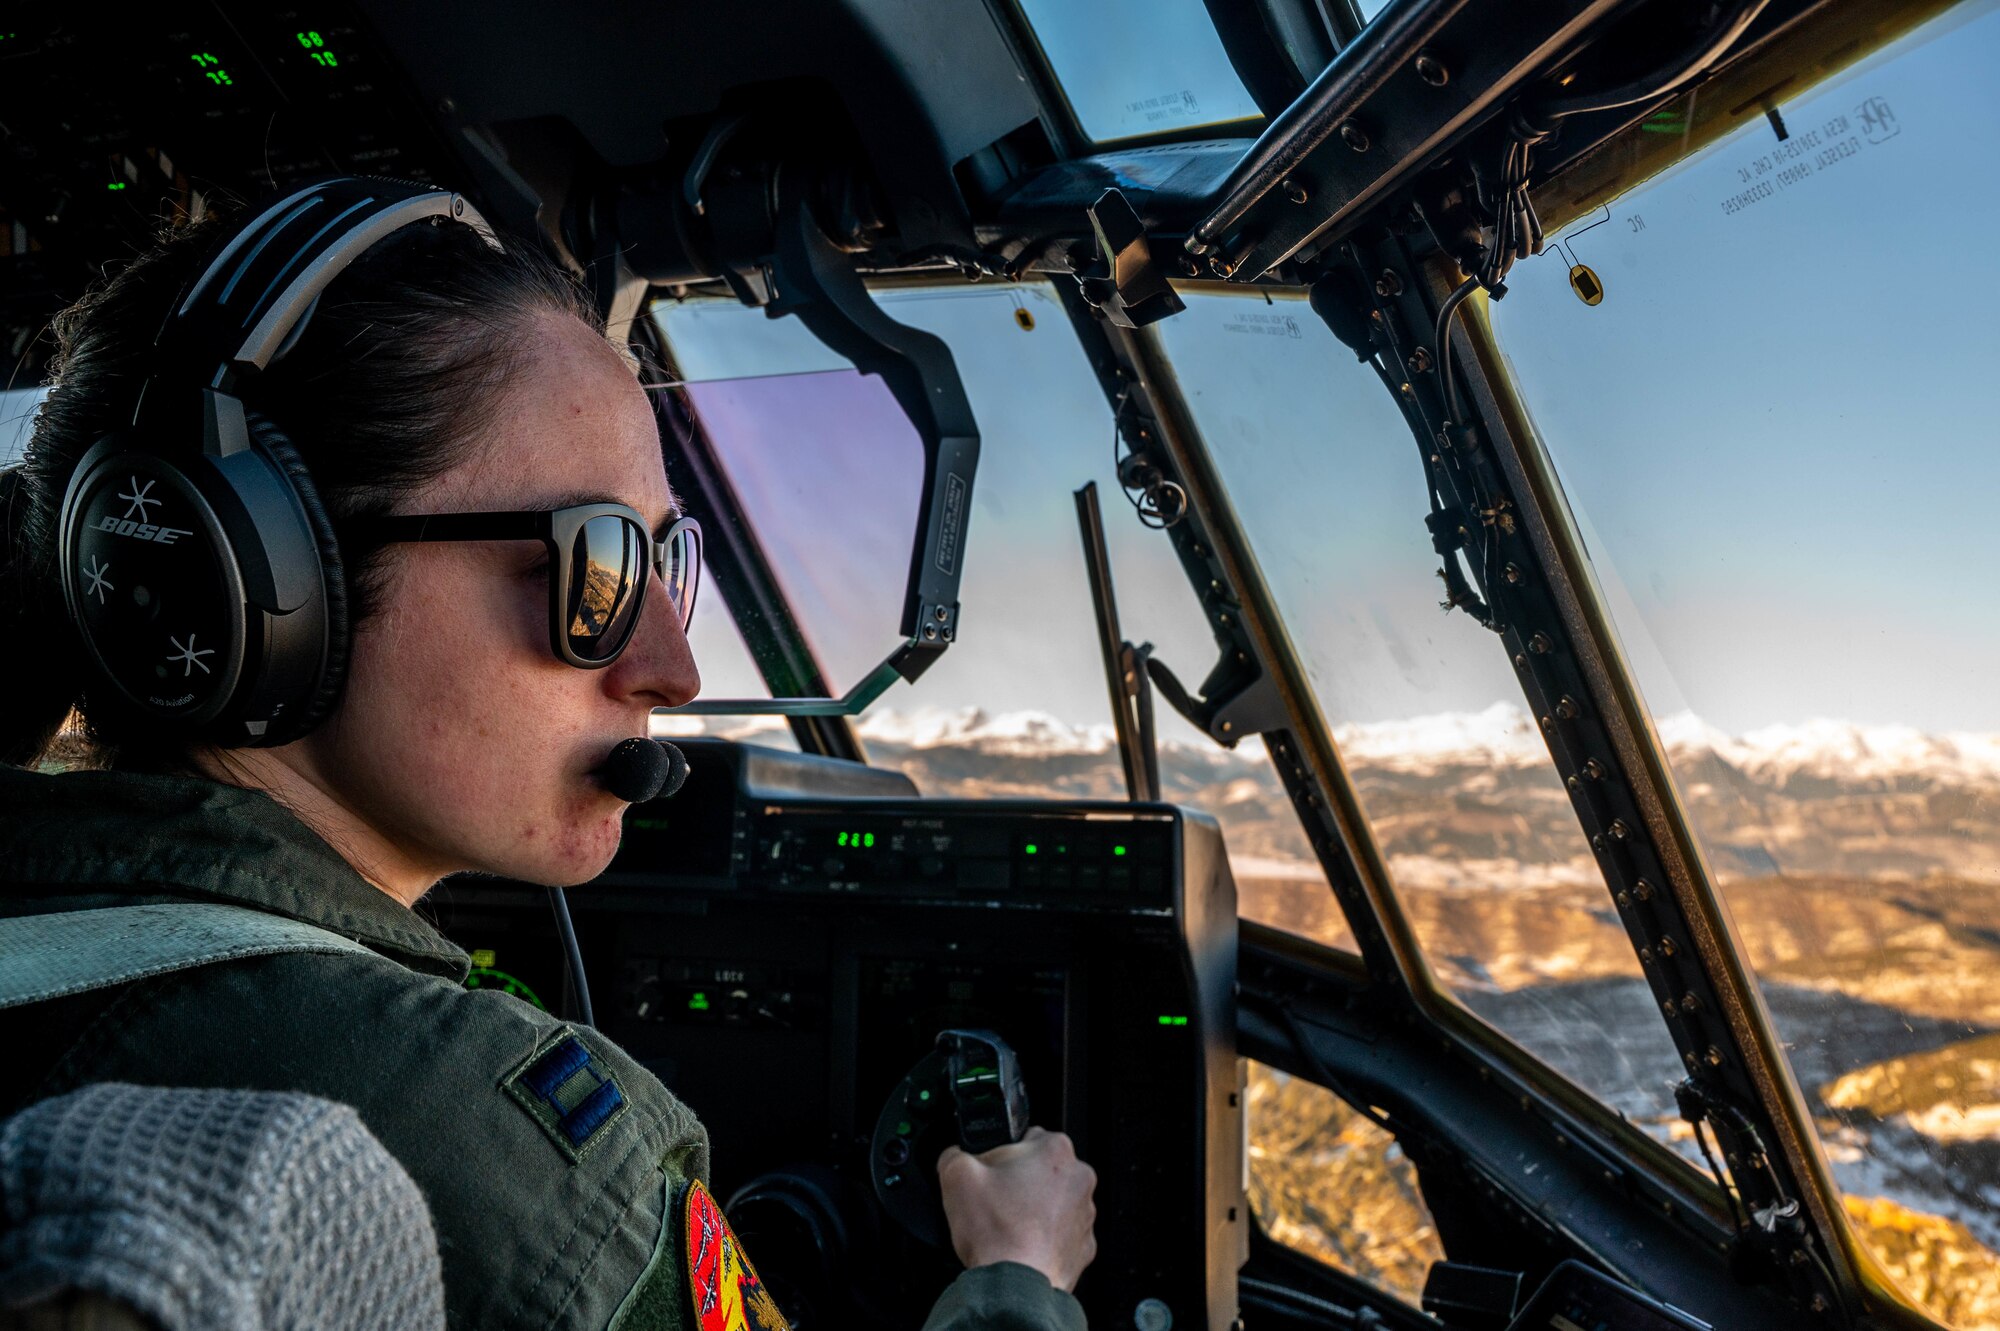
[435,739,1244,1331]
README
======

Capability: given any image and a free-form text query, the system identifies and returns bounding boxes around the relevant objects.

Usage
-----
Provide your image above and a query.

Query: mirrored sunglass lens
[566,515,644,660]
[660,525,700,628]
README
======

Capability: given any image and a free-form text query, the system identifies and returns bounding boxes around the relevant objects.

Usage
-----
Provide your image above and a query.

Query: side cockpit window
[1152,290,1693,1143]
[1489,4,2000,1318]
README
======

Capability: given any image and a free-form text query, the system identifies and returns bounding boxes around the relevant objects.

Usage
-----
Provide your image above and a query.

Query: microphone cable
[550,886,595,1029]
[549,738,690,1029]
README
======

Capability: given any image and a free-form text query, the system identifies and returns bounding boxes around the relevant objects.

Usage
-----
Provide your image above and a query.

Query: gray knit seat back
[0,1083,444,1331]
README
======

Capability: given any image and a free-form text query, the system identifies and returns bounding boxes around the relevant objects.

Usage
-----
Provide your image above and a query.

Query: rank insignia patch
[501,1028,628,1163]
[682,1180,790,1331]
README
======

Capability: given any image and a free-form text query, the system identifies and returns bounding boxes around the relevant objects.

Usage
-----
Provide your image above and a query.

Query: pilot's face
[305,310,700,892]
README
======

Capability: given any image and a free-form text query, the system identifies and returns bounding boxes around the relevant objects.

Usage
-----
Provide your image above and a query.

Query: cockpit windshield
[653,298,927,700]
[1489,3,2000,1318]
[1151,290,1696,1146]
[1,387,43,466]
[654,283,1347,944]
[1009,0,1262,143]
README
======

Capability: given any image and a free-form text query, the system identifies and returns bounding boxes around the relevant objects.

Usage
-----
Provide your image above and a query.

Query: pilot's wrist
[924,1262,1087,1331]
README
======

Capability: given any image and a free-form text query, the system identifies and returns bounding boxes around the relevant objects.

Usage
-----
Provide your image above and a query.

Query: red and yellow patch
[683,1180,790,1331]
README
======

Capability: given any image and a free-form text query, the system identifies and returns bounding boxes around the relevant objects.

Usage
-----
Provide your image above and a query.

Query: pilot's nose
[608,565,701,710]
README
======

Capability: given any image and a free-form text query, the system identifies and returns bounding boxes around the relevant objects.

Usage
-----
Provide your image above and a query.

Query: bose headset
[57,177,496,749]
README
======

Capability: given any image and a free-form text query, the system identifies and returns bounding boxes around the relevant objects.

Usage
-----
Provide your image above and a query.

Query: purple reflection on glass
[684,369,924,693]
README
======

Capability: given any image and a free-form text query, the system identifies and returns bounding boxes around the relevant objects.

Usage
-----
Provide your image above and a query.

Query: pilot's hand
[937,1126,1098,1292]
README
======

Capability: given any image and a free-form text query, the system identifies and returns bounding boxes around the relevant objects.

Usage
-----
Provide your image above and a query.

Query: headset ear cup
[244,412,350,740]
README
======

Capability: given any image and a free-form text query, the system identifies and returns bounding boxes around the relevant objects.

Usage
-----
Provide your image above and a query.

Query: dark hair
[0,204,607,769]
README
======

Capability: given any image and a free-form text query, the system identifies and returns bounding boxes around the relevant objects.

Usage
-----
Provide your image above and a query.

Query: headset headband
[135,178,496,442]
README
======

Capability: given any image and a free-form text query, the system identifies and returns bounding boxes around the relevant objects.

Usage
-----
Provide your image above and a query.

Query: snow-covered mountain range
[663,701,2000,789]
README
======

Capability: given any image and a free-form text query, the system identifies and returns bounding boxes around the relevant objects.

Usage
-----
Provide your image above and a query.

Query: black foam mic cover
[594,737,689,803]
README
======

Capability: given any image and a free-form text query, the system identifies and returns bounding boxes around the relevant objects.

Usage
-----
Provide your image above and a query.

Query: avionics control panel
[435,739,1244,1331]
[598,742,1180,910]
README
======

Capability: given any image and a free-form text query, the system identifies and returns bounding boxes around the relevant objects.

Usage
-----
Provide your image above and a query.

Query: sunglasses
[348,503,701,668]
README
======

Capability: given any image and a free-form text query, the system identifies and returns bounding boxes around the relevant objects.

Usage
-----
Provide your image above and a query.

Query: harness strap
[0,902,378,1010]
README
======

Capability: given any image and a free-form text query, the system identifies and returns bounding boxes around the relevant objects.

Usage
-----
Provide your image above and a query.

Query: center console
[432,739,1244,1330]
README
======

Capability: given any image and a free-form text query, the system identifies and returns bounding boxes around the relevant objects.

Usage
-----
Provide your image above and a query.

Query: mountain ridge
[663,702,2000,788]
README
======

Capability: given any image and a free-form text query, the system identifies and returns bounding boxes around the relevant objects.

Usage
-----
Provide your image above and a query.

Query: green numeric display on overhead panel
[835,832,876,848]
[189,51,233,87]
[296,31,339,66]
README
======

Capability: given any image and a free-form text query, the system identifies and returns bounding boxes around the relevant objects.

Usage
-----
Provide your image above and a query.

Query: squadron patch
[682,1180,790,1331]
[500,1028,628,1163]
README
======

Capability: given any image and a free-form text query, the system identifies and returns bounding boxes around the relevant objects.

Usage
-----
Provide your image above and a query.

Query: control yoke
[871,1029,1032,1246]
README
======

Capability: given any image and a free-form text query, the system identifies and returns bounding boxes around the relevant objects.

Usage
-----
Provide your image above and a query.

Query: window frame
[1454,291,1931,1325]
[1045,275,1749,1239]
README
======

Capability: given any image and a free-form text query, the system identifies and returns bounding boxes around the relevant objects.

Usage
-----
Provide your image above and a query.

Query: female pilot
[0,187,1096,1329]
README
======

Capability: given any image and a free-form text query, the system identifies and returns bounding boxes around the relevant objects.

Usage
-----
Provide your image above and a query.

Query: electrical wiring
[1540,0,1772,122]
[1432,275,1481,428]
[1468,0,1773,298]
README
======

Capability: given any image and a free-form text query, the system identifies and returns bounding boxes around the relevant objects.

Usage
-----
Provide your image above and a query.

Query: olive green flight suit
[0,767,1086,1331]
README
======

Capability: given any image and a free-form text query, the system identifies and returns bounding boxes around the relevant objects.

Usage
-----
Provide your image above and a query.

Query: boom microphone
[594,737,689,803]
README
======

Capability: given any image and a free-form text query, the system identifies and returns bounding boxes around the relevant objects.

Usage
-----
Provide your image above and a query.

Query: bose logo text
[97,515,192,544]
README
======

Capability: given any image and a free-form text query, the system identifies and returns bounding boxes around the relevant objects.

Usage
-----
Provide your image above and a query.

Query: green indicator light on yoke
[1025,844,1037,855]
[918,1089,931,1102]
[1114,845,1127,856]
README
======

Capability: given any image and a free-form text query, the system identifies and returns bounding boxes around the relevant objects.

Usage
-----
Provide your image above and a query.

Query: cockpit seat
[0,1084,443,1331]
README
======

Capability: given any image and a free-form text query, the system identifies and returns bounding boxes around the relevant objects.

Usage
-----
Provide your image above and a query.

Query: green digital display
[1157,1014,1188,1027]
[834,831,876,848]
[106,181,127,191]
[189,52,233,87]
[296,30,339,67]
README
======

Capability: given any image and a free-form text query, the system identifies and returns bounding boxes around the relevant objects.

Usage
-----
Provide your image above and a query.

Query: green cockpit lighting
[463,962,545,1011]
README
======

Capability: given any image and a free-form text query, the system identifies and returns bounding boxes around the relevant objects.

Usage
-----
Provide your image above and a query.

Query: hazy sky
[1492,1,2000,733]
